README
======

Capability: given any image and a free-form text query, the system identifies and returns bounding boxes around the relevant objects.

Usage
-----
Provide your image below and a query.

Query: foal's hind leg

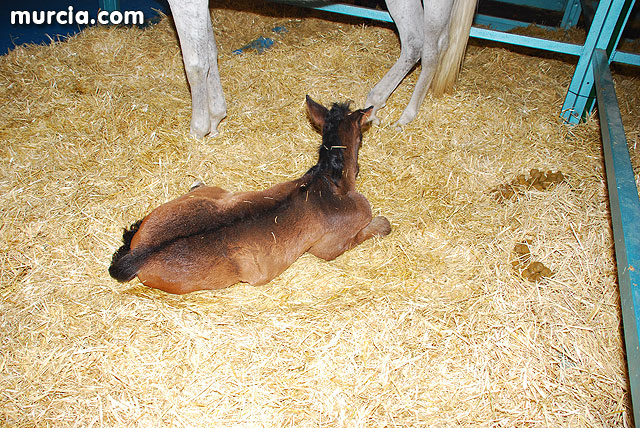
[187,185,231,200]
[365,0,423,124]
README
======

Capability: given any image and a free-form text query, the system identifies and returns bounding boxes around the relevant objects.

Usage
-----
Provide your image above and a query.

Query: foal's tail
[430,0,477,95]
[109,220,150,282]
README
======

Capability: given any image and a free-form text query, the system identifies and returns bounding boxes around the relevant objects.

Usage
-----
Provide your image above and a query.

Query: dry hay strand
[1,1,639,426]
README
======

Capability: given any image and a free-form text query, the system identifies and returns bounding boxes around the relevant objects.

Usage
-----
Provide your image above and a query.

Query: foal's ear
[306,95,328,131]
[357,106,374,127]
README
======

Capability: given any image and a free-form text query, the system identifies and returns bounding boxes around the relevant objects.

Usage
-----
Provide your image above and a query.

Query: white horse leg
[395,0,455,127]
[202,22,226,137]
[167,0,226,138]
[365,0,423,125]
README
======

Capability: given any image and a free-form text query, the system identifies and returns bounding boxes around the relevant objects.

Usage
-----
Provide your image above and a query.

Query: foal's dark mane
[306,102,352,186]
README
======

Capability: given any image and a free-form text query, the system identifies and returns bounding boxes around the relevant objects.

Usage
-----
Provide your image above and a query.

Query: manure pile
[1,1,638,426]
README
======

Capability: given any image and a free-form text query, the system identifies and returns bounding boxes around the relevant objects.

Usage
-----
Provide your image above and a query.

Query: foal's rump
[109,191,231,283]
[108,182,305,287]
[110,196,311,293]
[129,197,226,249]
[134,233,243,293]
[108,207,244,289]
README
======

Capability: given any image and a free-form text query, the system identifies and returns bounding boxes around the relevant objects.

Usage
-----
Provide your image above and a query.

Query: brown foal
[109,96,391,294]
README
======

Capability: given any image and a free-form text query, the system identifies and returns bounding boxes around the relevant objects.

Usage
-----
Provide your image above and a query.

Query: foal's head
[305,96,373,192]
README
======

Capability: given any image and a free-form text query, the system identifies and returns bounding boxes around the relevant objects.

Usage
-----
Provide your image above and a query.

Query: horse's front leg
[167,0,227,138]
[365,0,423,125]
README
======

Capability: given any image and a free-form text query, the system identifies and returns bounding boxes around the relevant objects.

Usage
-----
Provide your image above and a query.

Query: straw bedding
[1,1,639,426]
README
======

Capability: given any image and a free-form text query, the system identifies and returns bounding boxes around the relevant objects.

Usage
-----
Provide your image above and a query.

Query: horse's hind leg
[168,0,227,138]
[365,0,423,124]
[394,0,455,127]
[203,23,227,137]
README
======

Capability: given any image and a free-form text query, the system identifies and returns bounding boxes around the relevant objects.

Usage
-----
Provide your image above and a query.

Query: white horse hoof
[189,127,208,139]
[189,126,220,139]
[392,121,405,132]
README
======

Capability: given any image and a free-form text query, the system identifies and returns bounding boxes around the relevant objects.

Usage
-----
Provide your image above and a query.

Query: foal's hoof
[190,180,206,191]
[371,216,392,237]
